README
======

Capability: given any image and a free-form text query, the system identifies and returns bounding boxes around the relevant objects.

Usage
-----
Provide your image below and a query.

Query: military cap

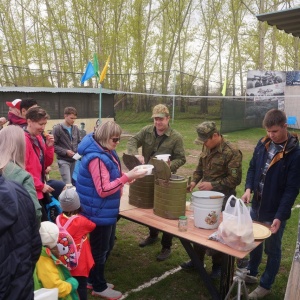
[196,121,218,142]
[151,104,169,118]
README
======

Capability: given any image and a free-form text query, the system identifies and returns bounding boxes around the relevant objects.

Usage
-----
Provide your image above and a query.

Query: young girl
[36,221,79,300]
[57,187,96,300]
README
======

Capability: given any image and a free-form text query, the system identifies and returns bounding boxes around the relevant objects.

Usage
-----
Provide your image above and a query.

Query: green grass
[49,120,300,299]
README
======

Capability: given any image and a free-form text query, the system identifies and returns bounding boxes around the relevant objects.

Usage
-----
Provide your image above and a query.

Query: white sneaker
[87,282,114,290]
[107,283,115,289]
[248,286,271,299]
[92,287,122,299]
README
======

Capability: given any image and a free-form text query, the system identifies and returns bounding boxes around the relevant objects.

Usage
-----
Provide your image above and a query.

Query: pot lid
[170,174,185,181]
[150,158,171,180]
[122,153,141,170]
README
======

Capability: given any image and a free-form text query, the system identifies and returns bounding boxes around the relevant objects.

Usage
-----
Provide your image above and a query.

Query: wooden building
[0,86,115,132]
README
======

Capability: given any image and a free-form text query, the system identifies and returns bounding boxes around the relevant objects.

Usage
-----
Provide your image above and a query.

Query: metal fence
[113,93,280,133]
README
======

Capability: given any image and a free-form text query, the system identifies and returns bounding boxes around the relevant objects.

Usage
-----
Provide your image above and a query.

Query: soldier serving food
[180,121,242,278]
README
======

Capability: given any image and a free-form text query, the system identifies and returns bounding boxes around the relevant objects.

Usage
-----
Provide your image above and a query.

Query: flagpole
[99,83,102,123]
[98,54,110,124]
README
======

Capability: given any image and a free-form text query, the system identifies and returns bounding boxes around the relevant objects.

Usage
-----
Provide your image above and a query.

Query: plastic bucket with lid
[192,191,224,229]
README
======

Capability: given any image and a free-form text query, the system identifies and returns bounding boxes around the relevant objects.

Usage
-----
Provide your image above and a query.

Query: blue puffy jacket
[245,133,300,222]
[76,133,121,225]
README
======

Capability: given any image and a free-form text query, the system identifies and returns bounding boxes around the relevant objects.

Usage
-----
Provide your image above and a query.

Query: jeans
[248,208,286,290]
[73,276,87,300]
[149,227,173,249]
[89,224,116,292]
[57,159,76,184]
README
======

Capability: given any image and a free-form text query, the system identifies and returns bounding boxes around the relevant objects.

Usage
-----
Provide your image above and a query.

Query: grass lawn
[50,119,300,299]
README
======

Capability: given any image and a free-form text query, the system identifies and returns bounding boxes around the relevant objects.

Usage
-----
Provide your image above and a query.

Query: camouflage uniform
[192,138,242,201]
[193,121,242,202]
[127,125,186,173]
[187,121,242,274]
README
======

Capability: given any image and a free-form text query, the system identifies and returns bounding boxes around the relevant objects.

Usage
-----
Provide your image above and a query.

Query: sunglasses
[111,137,121,143]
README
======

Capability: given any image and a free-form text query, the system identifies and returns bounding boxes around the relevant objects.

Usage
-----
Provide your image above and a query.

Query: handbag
[217,195,255,251]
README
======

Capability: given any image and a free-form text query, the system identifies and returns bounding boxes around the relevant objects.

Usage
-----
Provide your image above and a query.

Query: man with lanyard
[127,104,186,261]
[241,109,300,299]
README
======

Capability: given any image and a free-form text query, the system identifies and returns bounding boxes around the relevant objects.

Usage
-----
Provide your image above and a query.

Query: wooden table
[119,185,262,299]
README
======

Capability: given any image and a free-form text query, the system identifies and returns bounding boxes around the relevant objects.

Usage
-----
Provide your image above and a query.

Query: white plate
[252,223,271,239]
[72,153,82,160]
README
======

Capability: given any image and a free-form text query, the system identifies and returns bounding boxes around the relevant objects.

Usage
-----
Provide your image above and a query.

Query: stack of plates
[252,223,271,239]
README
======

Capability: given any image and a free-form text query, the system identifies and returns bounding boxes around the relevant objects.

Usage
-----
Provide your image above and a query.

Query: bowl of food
[134,164,154,175]
[155,154,171,162]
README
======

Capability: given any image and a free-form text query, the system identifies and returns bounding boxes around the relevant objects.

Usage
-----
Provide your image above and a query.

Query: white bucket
[192,191,224,229]
[34,288,58,300]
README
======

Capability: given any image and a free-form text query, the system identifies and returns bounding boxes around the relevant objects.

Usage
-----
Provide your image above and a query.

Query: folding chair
[287,116,299,129]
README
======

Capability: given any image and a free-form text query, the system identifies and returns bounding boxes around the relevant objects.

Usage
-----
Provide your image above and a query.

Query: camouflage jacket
[192,137,242,198]
[127,125,186,173]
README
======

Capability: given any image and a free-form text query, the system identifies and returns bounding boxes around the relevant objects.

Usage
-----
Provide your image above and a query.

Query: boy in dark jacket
[242,109,300,299]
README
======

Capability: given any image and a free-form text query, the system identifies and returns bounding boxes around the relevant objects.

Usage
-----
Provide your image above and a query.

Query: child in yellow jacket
[35,221,79,300]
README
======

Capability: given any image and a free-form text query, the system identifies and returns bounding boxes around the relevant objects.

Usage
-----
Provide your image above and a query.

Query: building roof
[0,86,114,94]
[256,6,300,37]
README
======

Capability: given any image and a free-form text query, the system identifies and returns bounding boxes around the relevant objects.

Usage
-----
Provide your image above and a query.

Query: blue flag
[80,61,95,84]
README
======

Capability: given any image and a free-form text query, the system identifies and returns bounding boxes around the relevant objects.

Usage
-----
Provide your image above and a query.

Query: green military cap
[196,121,218,142]
[151,104,170,118]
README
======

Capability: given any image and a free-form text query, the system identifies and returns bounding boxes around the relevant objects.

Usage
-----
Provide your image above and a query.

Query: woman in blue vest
[76,120,146,300]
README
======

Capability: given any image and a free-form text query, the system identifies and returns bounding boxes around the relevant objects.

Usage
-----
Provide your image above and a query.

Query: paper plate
[252,223,271,240]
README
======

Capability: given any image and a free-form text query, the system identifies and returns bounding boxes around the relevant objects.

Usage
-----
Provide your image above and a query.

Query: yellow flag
[99,55,111,83]
[221,79,227,96]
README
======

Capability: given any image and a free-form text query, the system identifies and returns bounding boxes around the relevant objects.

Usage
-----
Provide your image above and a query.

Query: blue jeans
[89,224,116,292]
[248,208,286,290]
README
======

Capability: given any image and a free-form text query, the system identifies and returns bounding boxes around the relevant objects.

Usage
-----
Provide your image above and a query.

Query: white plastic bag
[34,288,58,300]
[218,195,255,251]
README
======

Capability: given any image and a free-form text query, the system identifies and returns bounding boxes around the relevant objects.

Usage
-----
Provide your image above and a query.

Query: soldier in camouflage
[181,121,242,278]
[127,104,186,261]
[127,104,186,173]
[190,121,242,202]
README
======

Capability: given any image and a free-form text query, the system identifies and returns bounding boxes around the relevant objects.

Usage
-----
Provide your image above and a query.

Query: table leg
[179,238,221,300]
[220,253,235,298]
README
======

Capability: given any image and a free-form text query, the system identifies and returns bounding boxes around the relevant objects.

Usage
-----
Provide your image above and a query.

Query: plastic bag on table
[217,195,255,251]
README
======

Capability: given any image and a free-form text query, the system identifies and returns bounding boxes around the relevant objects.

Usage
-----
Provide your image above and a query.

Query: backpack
[56,215,84,270]
[45,195,63,223]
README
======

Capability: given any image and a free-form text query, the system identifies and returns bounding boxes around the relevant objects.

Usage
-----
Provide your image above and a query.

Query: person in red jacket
[25,106,65,221]
[6,98,28,127]
[57,187,96,300]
